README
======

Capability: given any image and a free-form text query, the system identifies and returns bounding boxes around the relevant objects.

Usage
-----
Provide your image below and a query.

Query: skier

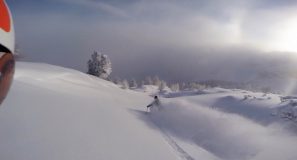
[146,96,161,112]
[0,0,15,105]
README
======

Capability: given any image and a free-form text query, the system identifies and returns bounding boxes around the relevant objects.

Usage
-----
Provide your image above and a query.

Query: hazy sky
[8,0,297,82]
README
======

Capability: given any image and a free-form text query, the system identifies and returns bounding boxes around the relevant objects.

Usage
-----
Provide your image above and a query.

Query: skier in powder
[146,96,161,112]
[0,0,15,105]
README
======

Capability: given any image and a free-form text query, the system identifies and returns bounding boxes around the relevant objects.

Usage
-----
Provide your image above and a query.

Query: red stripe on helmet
[0,0,11,32]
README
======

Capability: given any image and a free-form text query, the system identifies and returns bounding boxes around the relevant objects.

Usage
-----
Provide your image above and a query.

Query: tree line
[87,51,271,93]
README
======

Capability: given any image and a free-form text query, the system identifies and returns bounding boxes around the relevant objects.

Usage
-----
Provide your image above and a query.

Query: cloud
[52,0,129,18]
[11,0,297,92]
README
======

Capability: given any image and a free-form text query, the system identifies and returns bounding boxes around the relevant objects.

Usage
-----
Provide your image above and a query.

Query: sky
[7,0,297,83]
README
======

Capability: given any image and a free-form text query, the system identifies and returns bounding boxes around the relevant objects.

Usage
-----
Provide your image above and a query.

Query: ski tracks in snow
[158,127,195,160]
[146,113,195,160]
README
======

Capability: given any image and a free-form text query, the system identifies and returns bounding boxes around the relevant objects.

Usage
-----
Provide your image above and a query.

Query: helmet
[0,0,14,53]
[0,0,15,105]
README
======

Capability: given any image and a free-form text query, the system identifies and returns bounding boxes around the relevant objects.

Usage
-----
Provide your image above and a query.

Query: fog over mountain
[9,0,297,93]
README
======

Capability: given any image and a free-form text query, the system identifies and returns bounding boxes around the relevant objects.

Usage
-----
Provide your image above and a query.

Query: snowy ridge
[0,62,297,160]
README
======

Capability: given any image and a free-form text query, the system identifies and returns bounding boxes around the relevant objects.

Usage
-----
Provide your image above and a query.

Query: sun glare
[267,17,297,53]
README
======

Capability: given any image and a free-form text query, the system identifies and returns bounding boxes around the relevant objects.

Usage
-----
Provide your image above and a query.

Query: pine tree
[87,51,112,80]
[122,79,129,89]
[141,80,145,88]
[180,82,186,90]
[153,75,161,86]
[159,80,167,92]
[100,54,112,79]
[170,83,180,92]
[129,79,138,89]
[145,76,153,85]
[190,82,198,90]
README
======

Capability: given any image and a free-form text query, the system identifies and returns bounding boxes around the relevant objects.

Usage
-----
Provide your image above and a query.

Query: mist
[8,0,297,93]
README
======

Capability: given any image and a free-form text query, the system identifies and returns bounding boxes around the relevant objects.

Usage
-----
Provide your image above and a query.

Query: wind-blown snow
[0,62,297,160]
[149,99,297,160]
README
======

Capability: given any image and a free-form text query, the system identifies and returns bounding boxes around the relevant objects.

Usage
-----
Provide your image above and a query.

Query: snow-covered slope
[151,90,297,160]
[1,62,297,160]
[0,62,178,160]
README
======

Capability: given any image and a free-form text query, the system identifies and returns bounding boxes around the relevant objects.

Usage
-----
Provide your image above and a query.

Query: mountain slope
[0,62,178,160]
[1,62,297,160]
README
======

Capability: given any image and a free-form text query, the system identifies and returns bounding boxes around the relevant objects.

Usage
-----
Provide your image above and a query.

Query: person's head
[154,96,158,99]
[0,0,15,105]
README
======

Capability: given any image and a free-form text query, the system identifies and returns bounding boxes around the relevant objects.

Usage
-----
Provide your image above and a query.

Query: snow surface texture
[0,62,297,160]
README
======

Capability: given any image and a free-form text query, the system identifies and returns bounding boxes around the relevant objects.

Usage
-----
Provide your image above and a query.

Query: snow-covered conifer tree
[129,79,138,89]
[189,82,197,90]
[180,82,186,90]
[87,51,112,80]
[159,80,167,92]
[100,54,112,79]
[141,80,145,88]
[153,76,161,86]
[122,79,129,89]
[170,83,180,92]
[145,76,153,85]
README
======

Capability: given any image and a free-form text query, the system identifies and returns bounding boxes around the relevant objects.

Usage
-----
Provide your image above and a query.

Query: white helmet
[0,0,15,105]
